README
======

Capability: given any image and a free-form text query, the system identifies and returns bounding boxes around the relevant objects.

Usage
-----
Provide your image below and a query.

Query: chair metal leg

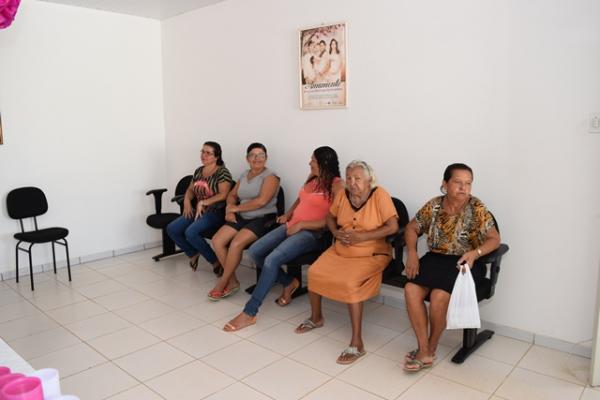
[52,242,57,274]
[451,328,495,364]
[28,243,35,291]
[15,242,20,283]
[64,238,72,282]
[245,267,262,295]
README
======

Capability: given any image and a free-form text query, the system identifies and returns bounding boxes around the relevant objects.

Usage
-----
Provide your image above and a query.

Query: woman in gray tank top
[208,143,280,300]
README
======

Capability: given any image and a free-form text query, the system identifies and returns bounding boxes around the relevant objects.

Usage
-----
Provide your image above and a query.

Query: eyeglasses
[247,152,266,160]
[201,150,215,156]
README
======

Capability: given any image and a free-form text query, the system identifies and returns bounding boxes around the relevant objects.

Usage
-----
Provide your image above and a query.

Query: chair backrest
[175,175,193,197]
[391,197,409,229]
[6,187,48,220]
[275,187,285,216]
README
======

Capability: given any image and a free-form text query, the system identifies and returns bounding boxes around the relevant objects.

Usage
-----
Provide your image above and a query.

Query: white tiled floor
[0,249,596,400]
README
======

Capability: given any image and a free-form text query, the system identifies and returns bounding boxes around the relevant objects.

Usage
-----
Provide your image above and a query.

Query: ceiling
[38,0,225,20]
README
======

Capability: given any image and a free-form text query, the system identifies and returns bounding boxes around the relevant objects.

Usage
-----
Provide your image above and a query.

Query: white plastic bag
[446,264,481,329]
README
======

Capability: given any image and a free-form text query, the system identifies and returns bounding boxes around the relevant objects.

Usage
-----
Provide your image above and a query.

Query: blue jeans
[244,224,321,316]
[166,211,223,264]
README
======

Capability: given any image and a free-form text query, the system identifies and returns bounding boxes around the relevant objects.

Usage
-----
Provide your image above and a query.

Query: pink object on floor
[1,377,43,400]
[0,368,10,377]
[0,374,25,396]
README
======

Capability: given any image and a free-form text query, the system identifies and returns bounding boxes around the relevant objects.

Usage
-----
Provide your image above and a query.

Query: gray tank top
[237,168,279,219]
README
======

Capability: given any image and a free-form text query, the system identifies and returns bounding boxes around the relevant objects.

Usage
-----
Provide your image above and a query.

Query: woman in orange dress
[295,160,399,364]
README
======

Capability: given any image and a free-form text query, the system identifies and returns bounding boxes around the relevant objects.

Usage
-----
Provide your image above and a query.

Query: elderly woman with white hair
[295,160,399,364]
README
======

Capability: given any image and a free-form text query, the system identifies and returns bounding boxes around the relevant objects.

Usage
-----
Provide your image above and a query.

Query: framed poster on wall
[299,22,347,110]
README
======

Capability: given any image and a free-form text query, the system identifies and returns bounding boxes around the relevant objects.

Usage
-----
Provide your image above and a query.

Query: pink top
[287,177,341,227]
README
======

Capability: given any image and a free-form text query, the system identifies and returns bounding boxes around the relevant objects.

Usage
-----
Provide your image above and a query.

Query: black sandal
[189,257,199,271]
[213,264,224,277]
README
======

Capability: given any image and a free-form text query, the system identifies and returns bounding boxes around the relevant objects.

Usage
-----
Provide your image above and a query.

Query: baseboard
[0,241,158,281]
[377,282,592,359]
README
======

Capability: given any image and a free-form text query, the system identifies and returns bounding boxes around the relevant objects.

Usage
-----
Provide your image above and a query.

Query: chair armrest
[171,194,185,204]
[387,226,406,246]
[481,243,509,297]
[146,188,168,214]
[479,244,509,264]
[146,188,167,196]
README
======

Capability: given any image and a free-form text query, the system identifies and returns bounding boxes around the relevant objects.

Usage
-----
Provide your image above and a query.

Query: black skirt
[408,252,486,294]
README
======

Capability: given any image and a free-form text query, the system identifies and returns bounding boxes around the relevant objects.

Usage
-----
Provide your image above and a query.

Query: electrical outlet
[590,113,600,134]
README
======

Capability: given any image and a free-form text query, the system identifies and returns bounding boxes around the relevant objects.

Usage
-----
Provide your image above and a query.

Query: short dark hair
[204,141,224,166]
[246,142,267,155]
[443,163,473,182]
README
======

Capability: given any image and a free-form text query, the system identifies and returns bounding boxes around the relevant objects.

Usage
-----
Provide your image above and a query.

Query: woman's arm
[228,175,279,213]
[224,181,240,223]
[277,197,300,224]
[182,181,195,218]
[457,226,501,268]
[200,181,232,207]
[404,219,421,279]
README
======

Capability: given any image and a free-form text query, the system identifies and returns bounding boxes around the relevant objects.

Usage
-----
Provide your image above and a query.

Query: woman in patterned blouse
[167,142,234,273]
[403,163,501,372]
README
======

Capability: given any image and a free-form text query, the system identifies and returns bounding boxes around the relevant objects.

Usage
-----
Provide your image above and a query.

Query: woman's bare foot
[276,278,300,306]
[223,312,257,332]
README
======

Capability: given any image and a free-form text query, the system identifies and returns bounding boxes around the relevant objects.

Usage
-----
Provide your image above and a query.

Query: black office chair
[146,175,192,261]
[6,187,71,291]
[384,211,510,364]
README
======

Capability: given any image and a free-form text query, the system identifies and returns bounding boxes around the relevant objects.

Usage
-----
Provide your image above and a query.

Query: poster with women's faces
[299,22,347,110]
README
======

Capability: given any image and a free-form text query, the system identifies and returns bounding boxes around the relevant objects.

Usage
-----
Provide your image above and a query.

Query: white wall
[162,0,600,343]
[0,0,166,273]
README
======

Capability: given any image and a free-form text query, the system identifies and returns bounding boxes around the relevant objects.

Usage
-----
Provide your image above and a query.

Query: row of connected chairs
[145,177,510,363]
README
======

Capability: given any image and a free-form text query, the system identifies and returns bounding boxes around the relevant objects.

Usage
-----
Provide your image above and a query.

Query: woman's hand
[335,229,365,246]
[277,213,291,224]
[225,204,238,214]
[183,200,194,219]
[195,202,204,220]
[405,250,420,279]
[286,222,304,236]
[457,250,477,271]
[225,212,237,223]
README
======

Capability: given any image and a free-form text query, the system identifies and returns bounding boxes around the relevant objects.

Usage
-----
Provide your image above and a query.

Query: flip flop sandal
[336,346,367,365]
[403,358,433,372]
[221,285,240,298]
[405,349,437,362]
[189,257,199,271]
[295,318,324,334]
[223,316,257,332]
[276,279,300,307]
[207,289,225,301]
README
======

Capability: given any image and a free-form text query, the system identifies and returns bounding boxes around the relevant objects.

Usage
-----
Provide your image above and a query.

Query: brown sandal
[276,278,300,307]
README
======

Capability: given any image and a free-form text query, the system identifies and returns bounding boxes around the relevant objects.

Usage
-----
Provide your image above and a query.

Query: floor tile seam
[126,357,198,384]
[199,349,284,382]
[31,343,109,379]
[424,373,493,396]
[36,297,91,312]
[336,359,430,400]
[135,319,208,342]
[100,382,167,400]
[0,318,60,342]
[89,332,166,361]
[428,366,509,395]
[63,319,133,342]
[515,365,589,387]
[244,328,324,358]
[15,335,85,362]
[167,333,242,359]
